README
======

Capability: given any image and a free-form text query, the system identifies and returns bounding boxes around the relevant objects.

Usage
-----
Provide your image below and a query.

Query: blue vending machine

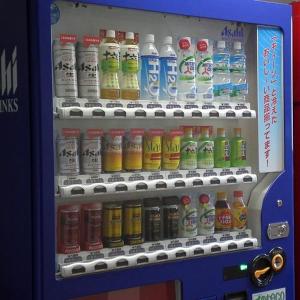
[0,0,294,299]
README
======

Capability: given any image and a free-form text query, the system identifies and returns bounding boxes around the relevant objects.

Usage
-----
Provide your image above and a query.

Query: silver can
[57,129,80,175]
[81,129,102,174]
[53,39,78,98]
[77,43,100,99]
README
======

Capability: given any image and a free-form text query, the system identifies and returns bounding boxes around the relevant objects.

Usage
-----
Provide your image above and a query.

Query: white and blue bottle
[230,41,248,102]
[140,34,160,100]
[159,36,177,100]
[213,40,231,102]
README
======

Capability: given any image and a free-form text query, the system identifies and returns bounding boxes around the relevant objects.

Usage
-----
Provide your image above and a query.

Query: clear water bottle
[230,41,248,102]
[213,40,231,102]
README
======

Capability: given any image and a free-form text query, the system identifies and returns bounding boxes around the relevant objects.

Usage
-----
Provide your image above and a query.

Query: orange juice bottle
[215,191,232,232]
[231,190,247,231]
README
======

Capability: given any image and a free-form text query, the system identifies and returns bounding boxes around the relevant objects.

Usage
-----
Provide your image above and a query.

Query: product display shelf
[57,229,257,278]
[57,167,257,198]
[55,98,257,120]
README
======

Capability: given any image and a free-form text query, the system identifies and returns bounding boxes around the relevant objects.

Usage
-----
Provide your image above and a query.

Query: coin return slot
[154,110,166,117]
[194,248,205,255]
[227,177,237,184]
[116,259,129,267]
[70,187,85,195]
[72,266,86,274]
[209,110,219,117]
[156,181,167,189]
[136,183,148,190]
[210,178,220,185]
[226,110,236,117]
[94,185,107,193]
[193,179,203,186]
[174,180,185,187]
[115,184,128,192]
[228,243,238,250]
[211,245,221,253]
[69,109,84,117]
[192,110,202,117]
[156,253,168,261]
[92,109,105,117]
[137,256,149,264]
[135,110,146,117]
[244,240,254,247]
[175,250,187,258]
[114,109,126,117]
[94,262,108,270]
[174,110,184,117]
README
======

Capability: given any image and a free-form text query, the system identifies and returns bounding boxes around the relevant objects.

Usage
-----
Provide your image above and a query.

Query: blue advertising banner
[257,26,284,173]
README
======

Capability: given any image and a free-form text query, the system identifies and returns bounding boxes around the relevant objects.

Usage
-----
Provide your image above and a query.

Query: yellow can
[162,129,182,170]
[123,129,144,171]
[103,129,124,172]
[123,201,143,244]
[143,129,163,171]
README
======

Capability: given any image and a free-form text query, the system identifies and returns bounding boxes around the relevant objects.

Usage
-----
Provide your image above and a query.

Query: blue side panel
[0,1,32,299]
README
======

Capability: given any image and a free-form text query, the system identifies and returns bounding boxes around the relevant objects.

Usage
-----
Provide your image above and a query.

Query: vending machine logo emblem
[0,46,18,113]
[221,23,244,41]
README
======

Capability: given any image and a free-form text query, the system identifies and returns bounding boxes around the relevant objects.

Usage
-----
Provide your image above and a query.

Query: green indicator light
[240,264,248,271]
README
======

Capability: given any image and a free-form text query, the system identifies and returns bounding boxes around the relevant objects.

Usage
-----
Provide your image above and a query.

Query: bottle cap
[234,128,242,137]
[199,194,210,204]
[197,39,209,51]
[217,128,226,137]
[217,40,226,49]
[234,191,243,198]
[217,191,227,200]
[179,37,191,50]
[145,34,155,43]
[234,41,242,50]
[163,36,173,45]
[200,126,210,136]
[181,196,191,205]
[106,30,116,38]
[126,32,134,40]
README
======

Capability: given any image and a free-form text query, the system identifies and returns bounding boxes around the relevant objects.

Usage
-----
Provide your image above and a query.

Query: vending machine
[0,0,294,299]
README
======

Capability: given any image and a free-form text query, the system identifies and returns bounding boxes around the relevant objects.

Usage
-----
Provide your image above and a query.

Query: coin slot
[70,186,85,195]
[92,109,105,117]
[156,253,168,261]
[116,259,129,267]
[115,184,128,192]
[69,109,84,117]
[94,262,108,270]
[194,248,204,255]
[271,254,284,272]
[72,266,86,274]
[114,109,126,117]
[137,256,149,264]
[175,250,186,258]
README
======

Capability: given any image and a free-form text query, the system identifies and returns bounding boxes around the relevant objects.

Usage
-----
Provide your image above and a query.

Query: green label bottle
[230,128,247,167]
[197,126,214,169]
[180,126,197,170]
[214,128,230,168]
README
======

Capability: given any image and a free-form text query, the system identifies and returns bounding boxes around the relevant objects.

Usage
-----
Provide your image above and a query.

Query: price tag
[167,239,183,249]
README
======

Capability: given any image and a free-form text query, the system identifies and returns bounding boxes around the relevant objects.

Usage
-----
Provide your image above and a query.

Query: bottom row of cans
[57,191,247,254]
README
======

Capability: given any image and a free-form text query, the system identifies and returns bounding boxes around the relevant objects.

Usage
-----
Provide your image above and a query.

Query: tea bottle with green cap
[197,126,214,169]
[230,128,247,167]
[214,128,230,168]
[180,126,197,170]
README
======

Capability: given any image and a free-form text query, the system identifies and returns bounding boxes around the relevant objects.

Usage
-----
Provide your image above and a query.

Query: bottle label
[81,138,102,174]
[230,54,246,73]
[197,140,214,169]
[198,206,215,234]
[196,55,213,82]
[181,207,198,237]
[120,45,139,73]
[215,208,232,230]
[233,140,247,161]
[232,206,247,230]
[231,83,248,97]
[100,43,120,72]
[213,82,232,97]
[178,55,196,82]
[103,135,122,172]
[124,135,143,170]
[213,53,230,73]
[160,57,177,100]
[162,136,181,170]
[143,136,162,170]
[180,141,197,169]
[215,139,230,167]
[140,55,159,100]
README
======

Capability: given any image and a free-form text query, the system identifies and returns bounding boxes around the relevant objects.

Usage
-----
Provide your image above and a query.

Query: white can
[77,43,100,99]
[81,129,103,174]
[57,129,80,175]
[53,39,78,98]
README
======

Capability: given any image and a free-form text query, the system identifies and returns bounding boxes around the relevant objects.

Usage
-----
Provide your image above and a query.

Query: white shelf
[55,98,256,120]
[57,167,257,198]
[57,229,257,278]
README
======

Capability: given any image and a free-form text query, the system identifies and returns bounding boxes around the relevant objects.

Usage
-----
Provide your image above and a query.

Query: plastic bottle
[159,36,177,100]
[198,193,215,235]
[215,192,232,232]
[213,40,231,102]
[99,30,120,99]
[177,37,196,101]
[214,128,230,168]
[230,128,247,167]
[195,39,213,102]
[197,126,214,169]
[140,34,160,100]
[180,126,197,170]
[120,32,140,100]
[230,41,248,102]
[231,190,247,231]
[179,195,198,238]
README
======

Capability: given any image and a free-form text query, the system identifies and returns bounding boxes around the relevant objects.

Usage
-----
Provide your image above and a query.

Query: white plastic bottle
[159,36,177,100]
[140,34,160,100]
[179,195,198,238]
[177,37,196,101]
[198,193,215,235]
[195,39,213,102]
[213,40,231,102]
[230,41,248,102]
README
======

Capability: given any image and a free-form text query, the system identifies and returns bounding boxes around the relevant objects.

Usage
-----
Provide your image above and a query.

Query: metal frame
[29,0,294,299]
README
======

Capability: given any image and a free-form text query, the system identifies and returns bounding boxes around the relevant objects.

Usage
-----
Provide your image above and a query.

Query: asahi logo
[0,46,18,113]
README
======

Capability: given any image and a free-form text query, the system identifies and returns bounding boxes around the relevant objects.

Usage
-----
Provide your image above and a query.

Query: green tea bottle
[214,128,230,168]
[197,126,214,169]
[180,126,197,170]
[230,128,247,167]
